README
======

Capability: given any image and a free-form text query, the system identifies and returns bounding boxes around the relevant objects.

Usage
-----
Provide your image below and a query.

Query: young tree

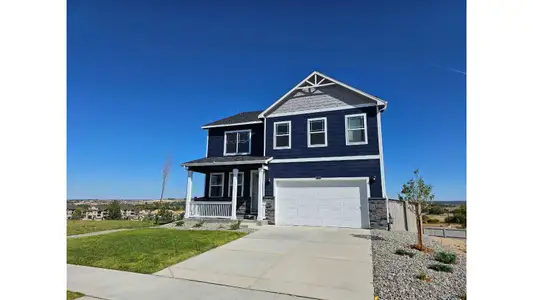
[155,157,172,224]
[398,169,435,250]
[107,200,122,220]
[71,208,83,220]
[159,157,172,204]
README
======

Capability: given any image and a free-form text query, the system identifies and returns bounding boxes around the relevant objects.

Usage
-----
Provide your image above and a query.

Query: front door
[251,170,258,213]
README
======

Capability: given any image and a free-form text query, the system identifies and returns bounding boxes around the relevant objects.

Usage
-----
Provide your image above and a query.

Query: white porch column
[231,168,238,220]
[257,167,265,220]
[184,170,193,218]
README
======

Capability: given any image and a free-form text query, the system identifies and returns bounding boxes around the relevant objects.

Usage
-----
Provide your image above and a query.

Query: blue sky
[67,0,466,200]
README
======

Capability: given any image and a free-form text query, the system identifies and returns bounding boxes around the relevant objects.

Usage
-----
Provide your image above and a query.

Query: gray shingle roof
[202,111,263,128]
[182,156,272,167]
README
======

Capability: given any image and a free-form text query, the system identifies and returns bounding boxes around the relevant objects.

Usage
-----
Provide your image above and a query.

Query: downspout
[376,104,390,230]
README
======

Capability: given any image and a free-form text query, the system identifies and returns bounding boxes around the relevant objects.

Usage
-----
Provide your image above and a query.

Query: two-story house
[181,71,389,229]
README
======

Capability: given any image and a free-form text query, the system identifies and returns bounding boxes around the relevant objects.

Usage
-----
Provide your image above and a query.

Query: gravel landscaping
[158,220,257,233]
[371,230,466,300]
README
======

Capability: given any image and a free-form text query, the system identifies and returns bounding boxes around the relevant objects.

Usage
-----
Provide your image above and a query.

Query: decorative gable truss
[259,71,387,118]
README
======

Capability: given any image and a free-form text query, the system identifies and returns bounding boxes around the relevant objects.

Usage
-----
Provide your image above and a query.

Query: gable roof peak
[258,71,387,118]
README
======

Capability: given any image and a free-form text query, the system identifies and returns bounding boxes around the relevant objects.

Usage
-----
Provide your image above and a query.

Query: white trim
[268,104,376,118]
[270,155,380,164]
[228,171,244,197]
[201,120,262,129]
[261,165,269,170]
[249,170,258,198]
[262,117,267,156]
[208,172,225,198]
[307,117,328,148]
[205,131,209,157]
[275,177,369,183]
[258,71,387,118]
[257,168,265,220]
[376,107,387,198]
[183,159,272,167]
[223,129,252,156]
[185,170,193,218]
[294,82,336,90]
[190,201,231,205]
[273,121,291,149]
[273,177,371,228]
[231,169,238,220]
[345,113,368,146]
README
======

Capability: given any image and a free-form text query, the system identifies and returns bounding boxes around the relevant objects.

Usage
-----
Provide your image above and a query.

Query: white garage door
[275,178,369,228]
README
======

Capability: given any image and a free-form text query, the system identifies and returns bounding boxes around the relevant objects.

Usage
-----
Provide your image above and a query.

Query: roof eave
[201,120,263,129]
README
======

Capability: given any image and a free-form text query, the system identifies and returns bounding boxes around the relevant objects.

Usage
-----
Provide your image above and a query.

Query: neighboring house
[181,71,390,229]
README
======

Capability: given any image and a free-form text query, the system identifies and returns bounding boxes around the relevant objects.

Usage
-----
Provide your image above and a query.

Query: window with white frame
[307,117,327,147]
[208,173,225,197]
[228,172,244,197]
[345,114,367,145]
[273,121,291,149]
[224,130,252,155]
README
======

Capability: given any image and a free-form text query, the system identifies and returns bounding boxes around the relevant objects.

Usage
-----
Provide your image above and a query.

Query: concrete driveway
[155,226,374,300]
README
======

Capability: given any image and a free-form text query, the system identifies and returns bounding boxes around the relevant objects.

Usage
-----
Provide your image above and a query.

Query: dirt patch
[431,236,466,254]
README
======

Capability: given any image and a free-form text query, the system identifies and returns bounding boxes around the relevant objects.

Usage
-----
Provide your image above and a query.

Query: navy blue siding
[265,107,379,159]
[203,168,256,199]
[207,123,264,157]
[265,159,383,198]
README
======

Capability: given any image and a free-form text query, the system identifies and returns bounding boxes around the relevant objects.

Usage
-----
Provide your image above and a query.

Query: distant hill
[435,200,466,205]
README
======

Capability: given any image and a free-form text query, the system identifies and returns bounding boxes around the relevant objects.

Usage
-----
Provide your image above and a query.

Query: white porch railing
[189,201,232,218]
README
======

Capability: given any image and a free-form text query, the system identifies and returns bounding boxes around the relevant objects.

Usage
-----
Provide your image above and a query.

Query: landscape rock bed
[158,220,257,234]
[371,230,466,300]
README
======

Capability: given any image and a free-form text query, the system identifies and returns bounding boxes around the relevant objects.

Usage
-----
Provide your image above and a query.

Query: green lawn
[67,228,247,273]
[67,220,154,236]
[67,290,84,300]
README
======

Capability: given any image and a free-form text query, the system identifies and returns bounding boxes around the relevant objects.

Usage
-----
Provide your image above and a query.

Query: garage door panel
[276,179,367,229]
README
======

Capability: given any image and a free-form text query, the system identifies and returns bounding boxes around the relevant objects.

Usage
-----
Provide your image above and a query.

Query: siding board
[265,159,383,198]
[266,106,379,158]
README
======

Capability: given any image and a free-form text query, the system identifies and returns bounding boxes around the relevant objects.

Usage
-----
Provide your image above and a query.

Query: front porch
[181,156,271,220]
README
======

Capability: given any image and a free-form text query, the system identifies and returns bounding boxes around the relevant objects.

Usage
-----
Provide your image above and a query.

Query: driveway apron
[155,226,374,300]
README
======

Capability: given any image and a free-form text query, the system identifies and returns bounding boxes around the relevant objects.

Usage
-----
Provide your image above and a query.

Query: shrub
[422,215,429,223]
[229,220,241,230]
[435,251,457,264]
[428,264,454,273]
[107,200,122,220]
[427,205,446,215]
[155,206,174,225]
[217,224,226,230]
[192,220,205,228]
[427,218,440,224]
[416,272,430,281]
[175,220,185,227]
[175,212,185,221]
[395,249,415,258]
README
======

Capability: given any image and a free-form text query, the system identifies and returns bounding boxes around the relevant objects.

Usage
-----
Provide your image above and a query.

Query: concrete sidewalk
[67,228,132,239]
[68,264,306,300]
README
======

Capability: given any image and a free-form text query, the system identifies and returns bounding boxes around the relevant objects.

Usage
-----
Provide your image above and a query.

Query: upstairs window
[307,117,328,147]
[228,172,244,197]
[209,173,225,197]
[273,121,291,149]
[224,130,251,155]
[345,114,368,145]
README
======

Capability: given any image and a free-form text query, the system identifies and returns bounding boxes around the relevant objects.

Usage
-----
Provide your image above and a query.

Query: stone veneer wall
[264,196,275,224]
[368,198,388,230]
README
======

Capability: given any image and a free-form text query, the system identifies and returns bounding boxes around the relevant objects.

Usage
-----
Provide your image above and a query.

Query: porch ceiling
[181,156,272,173]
